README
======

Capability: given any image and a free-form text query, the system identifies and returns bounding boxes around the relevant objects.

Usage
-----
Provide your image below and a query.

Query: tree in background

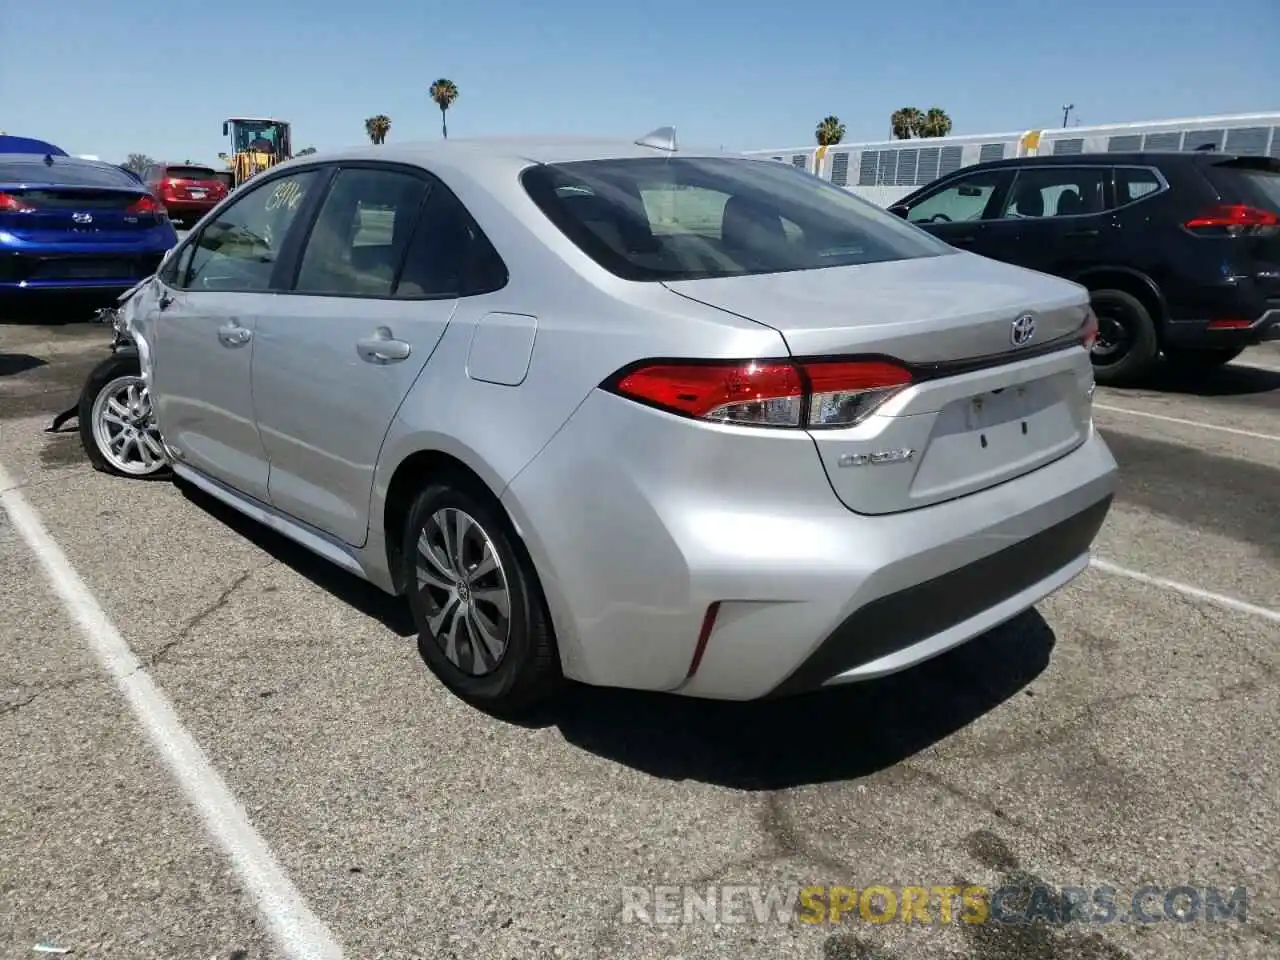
[123,153,153,174]
[815,116,846,146]
[365,115,392,145]
[889,106,952,139]
[920,107,953,138]
[297,146,317,156]
[429,79,459,138]
[890,107,924,139]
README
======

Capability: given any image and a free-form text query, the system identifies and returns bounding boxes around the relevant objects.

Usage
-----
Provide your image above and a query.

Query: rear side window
[1206,160,1280,212]
[997,167,1109,219]
[0,158,140,188]
[395,185,508,298]
[294,167,428,297]
[522,156,952,281]
[1115,168,1164,207]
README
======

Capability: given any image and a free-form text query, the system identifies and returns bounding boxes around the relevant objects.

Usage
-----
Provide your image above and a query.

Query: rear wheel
[401,478,563,715]
[1089,289,1159,386]
[78,354,170,479]
[1162,345,1244,371]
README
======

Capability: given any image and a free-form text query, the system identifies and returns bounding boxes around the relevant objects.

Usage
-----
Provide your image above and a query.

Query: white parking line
[1091,557,1280,625]
[1093,403,1280,443]
[0,462,345,960]
[1232,359,1280,374]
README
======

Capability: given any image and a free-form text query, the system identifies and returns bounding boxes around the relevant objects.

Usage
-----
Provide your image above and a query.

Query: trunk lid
[663,252,1096,515]
[0,185,162,244]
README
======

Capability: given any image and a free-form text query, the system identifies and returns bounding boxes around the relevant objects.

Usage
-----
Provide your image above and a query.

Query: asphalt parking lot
[1,308,1277,960]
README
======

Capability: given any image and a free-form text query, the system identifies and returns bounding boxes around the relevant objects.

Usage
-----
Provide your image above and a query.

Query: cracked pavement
[1,320,1278,959]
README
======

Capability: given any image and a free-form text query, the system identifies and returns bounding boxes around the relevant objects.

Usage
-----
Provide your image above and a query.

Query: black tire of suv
[78,352,172,480]
[1089,289,1159,386]
[1162,346,1244,371]
[401,478,564,716]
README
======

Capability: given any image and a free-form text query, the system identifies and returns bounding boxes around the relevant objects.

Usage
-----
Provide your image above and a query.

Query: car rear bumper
[1163,305,1280,347]
[0,248,170,291]
[502,389,1118,700]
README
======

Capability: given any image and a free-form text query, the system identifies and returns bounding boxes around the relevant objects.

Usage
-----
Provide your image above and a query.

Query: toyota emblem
[1011,313,1036,346]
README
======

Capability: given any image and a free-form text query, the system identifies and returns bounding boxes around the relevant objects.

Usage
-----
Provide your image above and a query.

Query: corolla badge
[1011,312,1036,346]
[838,449,916,468]
[72,212,93,224]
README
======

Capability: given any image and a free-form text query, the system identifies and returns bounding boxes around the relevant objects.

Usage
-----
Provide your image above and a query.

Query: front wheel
[78,353,170,479]
[401,478,564,716]
[1162,345,1244,371]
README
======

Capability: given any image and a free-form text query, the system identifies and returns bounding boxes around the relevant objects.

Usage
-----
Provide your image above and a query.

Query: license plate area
[909,373,1086,501]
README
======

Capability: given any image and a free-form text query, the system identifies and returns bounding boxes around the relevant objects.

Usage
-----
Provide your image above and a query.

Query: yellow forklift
[219,117,292,189]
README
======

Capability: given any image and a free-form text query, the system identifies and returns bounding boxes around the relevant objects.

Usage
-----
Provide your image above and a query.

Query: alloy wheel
[415,507,512,676]
[90,375,167,476]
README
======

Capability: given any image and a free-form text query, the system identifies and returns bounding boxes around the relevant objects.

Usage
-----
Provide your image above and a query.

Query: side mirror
[222,122,229,137]
[888,204,908,219]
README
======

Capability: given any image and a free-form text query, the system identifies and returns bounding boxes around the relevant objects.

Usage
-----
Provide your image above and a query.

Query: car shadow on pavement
[523,610,1056,790]
[1131,360,1280,397]
[0,293,118,325]
[0,353,47,377]
[173,477,417,638]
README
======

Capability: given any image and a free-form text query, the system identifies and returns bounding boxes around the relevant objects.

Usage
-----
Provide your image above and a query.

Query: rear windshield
[521,156,953,281]
[165,166,220,181]
[0,157,140,189]
[1207,159,1280,211]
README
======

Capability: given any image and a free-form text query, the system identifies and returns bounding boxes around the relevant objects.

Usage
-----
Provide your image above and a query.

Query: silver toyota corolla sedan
[106,131,1118,714]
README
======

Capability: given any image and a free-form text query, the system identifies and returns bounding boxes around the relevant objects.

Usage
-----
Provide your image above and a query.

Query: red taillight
[607,357,914,429]
[1080,308,1099,349]
[127,194,164,216]
[1184,204,1280,236]
[0,191,34,213]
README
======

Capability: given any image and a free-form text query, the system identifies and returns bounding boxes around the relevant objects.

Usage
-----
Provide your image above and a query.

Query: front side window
[904,170,1007,224]
[998,167,1109,219]
[294,167,428,297]
[182,169,320,292]
[522,156,952,282]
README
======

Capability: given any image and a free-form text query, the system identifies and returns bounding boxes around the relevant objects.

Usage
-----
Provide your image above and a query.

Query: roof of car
[972,150,1265,169]
[277,135,734,172]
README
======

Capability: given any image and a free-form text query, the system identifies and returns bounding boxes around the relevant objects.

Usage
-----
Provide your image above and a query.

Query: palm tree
[815,115,846,146]
[364,115,391,145]
[429,79,459,138]
[889,107,924,140]
[920,107,953,138]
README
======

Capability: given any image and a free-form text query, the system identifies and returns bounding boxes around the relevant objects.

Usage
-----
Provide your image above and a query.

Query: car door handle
[1064,228,1101,238]
[356,328,411,364]
[949,235,977,246]
[217,322,252,347]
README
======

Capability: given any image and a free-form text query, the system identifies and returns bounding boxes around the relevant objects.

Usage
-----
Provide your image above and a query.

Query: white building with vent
[743,112,1280,207]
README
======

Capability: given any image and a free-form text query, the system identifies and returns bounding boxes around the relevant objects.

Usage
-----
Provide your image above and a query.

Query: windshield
[232,122,285,153]
[521,156,953,281]
[166,165,220,181]
[0,157,141,188]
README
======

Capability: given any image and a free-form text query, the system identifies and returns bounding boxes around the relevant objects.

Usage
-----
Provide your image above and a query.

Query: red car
[141,162,229,225]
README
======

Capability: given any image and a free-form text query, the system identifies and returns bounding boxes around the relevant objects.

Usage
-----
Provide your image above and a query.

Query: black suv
[887,152,1280,385]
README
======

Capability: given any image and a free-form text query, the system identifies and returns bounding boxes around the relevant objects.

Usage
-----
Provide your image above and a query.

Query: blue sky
[3,0,1276,165]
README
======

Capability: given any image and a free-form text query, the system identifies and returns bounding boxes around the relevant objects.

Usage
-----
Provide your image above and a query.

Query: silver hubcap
[91,375,166,476]
[415,507,511,676]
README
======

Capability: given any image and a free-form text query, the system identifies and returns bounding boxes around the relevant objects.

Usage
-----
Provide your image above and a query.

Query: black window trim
[994,163,1117,221]
[157,162,335,294]
[282,158,510,302]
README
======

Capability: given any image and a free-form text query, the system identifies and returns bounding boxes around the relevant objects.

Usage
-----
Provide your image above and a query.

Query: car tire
[1089,289,1159,387]
[1162,345,1244,371]
[401,478,564,716]
[78,353,171,479]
